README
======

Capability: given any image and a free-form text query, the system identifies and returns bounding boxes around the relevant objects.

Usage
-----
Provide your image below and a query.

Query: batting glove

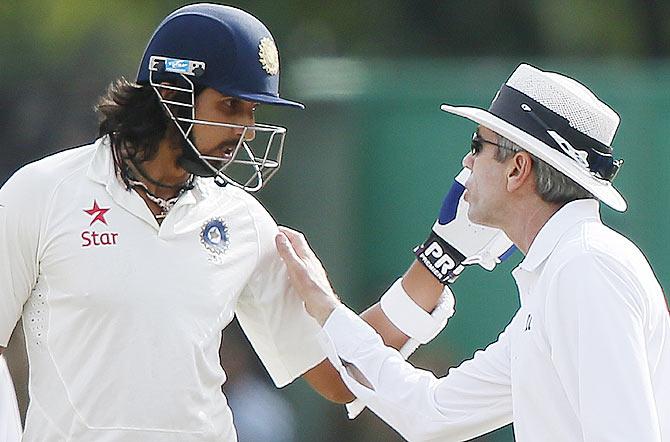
[414,168,516,284]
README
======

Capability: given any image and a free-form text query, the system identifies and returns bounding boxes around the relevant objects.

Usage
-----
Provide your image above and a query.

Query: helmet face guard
[136,4,304,192]
[149,56,286,192]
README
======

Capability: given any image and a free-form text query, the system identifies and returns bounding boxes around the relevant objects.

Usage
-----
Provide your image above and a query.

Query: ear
[506,151,534,192]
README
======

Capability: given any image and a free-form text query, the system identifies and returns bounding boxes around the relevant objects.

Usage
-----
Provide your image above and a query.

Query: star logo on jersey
[84,200,110,226]
[81,200,119,248]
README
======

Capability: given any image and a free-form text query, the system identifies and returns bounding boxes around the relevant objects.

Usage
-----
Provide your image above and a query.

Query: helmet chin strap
[177,155,219,179]
[178,152,264,190]
[128,156,193,190]
[175,128,229,186]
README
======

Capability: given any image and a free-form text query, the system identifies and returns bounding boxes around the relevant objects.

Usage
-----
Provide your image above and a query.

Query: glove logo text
[424,242,457,272]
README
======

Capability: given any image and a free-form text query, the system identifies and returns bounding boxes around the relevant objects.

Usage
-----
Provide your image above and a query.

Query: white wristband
[380,278,455,344]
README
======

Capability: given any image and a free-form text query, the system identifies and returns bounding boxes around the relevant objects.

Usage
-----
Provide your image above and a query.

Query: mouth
[217,143,237,162]
[198,143,238,170]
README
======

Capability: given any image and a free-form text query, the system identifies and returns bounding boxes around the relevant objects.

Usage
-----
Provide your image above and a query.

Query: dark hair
[95,77,170,175]
[96,78,207,182]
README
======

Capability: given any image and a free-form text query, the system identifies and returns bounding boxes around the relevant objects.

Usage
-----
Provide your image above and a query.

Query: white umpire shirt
[0,137,326,441]
[319,199,670,441]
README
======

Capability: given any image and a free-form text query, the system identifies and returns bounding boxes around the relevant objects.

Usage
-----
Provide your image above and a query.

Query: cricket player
[276,64,670,441]
[0,4,363,441]
[0,3,512,440]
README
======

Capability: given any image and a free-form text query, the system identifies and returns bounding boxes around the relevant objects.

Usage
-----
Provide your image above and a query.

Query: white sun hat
[441,63,626,212]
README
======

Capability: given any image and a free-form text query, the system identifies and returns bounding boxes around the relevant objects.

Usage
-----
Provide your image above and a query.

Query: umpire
[277,63,670,441]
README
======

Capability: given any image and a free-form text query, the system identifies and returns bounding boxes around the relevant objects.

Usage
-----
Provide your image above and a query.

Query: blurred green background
[2,1,670,441]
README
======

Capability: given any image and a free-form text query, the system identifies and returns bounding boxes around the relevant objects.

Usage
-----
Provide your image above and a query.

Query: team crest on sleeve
[200,218,230,262]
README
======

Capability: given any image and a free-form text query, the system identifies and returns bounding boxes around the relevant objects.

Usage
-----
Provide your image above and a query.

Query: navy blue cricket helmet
[136,3,303,109]
[134,3,302,192]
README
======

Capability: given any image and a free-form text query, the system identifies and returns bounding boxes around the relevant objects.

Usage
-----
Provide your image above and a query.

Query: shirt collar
[518,199,601,272]
[86,136,114,185]
[85,135,202,206]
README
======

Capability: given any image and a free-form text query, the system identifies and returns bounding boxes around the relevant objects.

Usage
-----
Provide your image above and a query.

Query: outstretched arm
[276,229,514,440]
[291,168,515,405]
[290,167,514,341]
[298,246,442,404]
[278,229,442,330]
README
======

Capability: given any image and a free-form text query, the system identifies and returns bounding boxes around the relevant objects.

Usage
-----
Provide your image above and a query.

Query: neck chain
[121,162,195,220]
[126,178,191,219]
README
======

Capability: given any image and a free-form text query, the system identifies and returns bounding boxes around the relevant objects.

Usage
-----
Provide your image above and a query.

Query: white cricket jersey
[0,356,21,441]
[0,137,326,441]
[319,199,670,441]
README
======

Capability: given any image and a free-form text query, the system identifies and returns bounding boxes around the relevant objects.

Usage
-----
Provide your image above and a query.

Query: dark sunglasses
[470,132,505,156]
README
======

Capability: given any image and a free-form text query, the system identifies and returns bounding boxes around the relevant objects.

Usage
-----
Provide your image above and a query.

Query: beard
[175,129,242,177]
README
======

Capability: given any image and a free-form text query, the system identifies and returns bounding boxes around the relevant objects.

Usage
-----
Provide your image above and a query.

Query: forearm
[322,305,513,441]
[275,229,448,404]
[360,261,444,350]
[302,262,443,404]
[303,358,355,403]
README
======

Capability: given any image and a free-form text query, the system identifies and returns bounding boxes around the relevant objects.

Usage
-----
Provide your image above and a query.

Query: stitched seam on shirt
[39,150,95,258]
[28,394,69,440]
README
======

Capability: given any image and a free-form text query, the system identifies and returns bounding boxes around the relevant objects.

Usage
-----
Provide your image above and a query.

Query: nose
[236,124,256,142]
[462,151,474,169]
[234,110,256,141]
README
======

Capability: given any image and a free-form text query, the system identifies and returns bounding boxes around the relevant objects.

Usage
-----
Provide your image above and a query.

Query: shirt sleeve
[235,201,326,388]
[320,305,513,442]
[0,166,43,346]
[545,253,663,442]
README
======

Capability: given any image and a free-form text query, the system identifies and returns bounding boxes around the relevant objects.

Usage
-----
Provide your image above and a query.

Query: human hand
[415,168,515,283]
[275,226,342,326]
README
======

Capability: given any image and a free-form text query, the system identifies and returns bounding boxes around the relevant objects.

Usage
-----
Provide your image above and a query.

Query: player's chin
[466,205,482,224]
[469,209,498,228]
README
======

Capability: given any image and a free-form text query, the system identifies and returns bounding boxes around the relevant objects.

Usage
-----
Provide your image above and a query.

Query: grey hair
[493,134,595,204]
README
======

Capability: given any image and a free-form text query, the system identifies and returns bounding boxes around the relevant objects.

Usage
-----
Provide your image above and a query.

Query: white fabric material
[0,356,21,442]
[380,279,455,344]
[320,200,670,441]
[347,279,455,419]
[505,64,619,145]
[0,137,325,441]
